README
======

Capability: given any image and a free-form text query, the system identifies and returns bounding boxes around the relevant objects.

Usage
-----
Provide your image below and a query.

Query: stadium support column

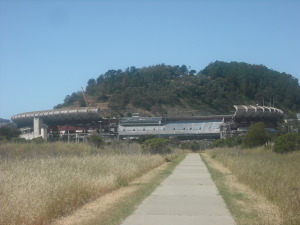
[41,125,48,141]
[34,117,43,137]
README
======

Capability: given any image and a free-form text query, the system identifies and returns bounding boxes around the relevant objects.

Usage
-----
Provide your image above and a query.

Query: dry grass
[206,147,300,225]
[0,141,142,159]
[0,142,166,225]
[201,152,282,225]
[51,163,171,225]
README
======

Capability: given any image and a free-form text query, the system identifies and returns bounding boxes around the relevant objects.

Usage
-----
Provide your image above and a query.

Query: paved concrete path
[120,153,236,225]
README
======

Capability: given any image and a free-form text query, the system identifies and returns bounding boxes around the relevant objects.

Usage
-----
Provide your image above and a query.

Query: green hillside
[55,61,300,117]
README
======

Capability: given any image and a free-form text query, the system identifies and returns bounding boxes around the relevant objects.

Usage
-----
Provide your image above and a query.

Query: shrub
[137,135,156,144]
[181,140,208,151]
[10,137,27,143]
[87,135,103,148]
[242,122,270,148]
[273,133,300,153]
[142,138,171,154]
[181,141,201,151]
[31,137,46,144]
[211,138,226,147]
[0,126,21,141]
[168,137,181,148]
[212,136,243,148]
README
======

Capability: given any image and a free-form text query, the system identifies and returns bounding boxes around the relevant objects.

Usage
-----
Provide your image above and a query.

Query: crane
[81,87,90,107]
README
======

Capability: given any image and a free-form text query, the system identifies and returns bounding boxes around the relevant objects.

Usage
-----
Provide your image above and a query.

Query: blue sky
[0,0,299,119]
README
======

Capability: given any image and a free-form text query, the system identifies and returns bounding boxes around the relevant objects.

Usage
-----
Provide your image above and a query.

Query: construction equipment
[81,87,90,107]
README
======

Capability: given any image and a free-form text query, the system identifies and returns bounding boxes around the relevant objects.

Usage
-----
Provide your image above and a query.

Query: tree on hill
[54,61,300,116]
[0,118,10,124]
[200,61,300,112]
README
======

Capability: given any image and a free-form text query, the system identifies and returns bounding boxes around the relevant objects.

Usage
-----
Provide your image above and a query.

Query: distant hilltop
[54,61,300,118]
[0,118,13,127]
[0,118,10,124]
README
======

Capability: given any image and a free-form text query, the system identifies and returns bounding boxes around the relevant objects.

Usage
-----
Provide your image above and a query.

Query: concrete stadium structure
[118,115,230,140]
[11,105,284,141]
[220,105,284,138]
[11,107,103,141]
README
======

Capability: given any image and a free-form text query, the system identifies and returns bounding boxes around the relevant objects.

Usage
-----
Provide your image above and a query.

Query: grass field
[0,142,170,225]
[205,147,300,225]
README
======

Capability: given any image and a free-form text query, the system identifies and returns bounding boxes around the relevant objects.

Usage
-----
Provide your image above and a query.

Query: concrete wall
[20,117,47,141]
[20,133,42,140]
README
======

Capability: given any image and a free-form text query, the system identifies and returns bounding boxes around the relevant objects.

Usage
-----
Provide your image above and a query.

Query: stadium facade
[11,105,284,142]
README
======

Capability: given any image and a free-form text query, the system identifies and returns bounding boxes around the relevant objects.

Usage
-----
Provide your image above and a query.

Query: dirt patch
[202,153,282,225]
[51,163,168,225]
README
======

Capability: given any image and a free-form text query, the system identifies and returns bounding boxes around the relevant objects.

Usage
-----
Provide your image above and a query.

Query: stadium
[11,105,284,142]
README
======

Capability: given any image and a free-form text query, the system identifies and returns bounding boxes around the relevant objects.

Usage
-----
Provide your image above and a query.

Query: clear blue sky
[0,0,299,119]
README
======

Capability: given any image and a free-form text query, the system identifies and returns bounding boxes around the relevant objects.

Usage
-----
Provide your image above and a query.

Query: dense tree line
[200,61,300,112]
[54,61,300,116]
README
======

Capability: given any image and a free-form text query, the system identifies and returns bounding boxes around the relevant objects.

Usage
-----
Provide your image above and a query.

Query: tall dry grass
[0,142,165,225]
[207,147,300,225]
[0,141,142,159]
